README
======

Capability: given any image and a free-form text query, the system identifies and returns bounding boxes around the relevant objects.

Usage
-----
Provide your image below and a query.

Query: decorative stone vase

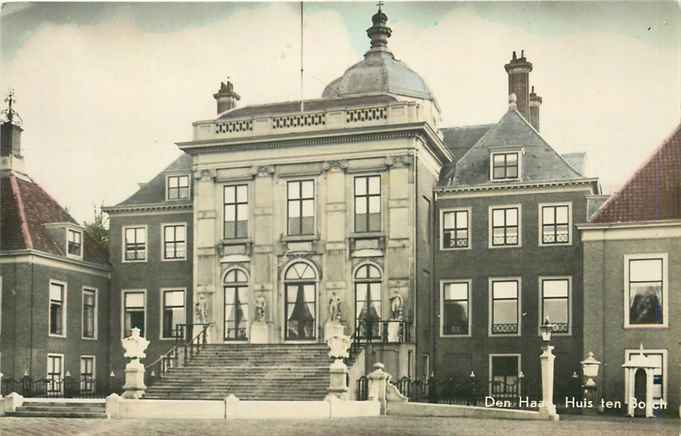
[120,327,150,399]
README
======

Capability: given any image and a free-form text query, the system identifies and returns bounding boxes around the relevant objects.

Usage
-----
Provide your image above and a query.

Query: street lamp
[538,317,558,419]
[540,316,554,346]
[580,352,601,388]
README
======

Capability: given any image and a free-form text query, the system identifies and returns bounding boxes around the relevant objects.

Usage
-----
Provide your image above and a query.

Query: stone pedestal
[122,361,146,399]
[539,345,559,421]
[250,321,269,344]
[328,359,349,400]
[324,320,344,341]
[368,363,390,414]
[387,321,400,343]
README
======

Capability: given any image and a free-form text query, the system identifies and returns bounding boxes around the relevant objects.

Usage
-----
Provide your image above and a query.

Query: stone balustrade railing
[192,101,426,141]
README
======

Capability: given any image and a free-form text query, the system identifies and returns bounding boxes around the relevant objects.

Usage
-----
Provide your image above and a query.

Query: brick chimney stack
[213,79,240,115]
[504,50,533,120]
[529,86,542,131]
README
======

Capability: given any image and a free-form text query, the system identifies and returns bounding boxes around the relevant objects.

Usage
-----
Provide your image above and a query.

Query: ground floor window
[162,289,186,339]
[80,356,95,393]
[355,264,382,338]
[540,277,570,334]
[123,291,145,337]
[47,354,64,394]
[489,279,520,335]
[441,281,470,336]
[489,354,520,399]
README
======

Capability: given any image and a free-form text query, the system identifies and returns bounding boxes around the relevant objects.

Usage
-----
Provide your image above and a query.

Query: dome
[321,6,437,107]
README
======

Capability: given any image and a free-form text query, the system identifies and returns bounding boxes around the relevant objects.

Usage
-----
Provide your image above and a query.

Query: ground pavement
[0,415,679,436]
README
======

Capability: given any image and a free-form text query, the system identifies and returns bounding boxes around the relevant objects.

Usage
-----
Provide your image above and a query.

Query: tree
[84,205,110,247]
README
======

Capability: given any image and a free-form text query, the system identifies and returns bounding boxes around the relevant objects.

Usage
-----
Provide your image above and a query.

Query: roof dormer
[490,148,523,182]
[43,222,85,260]
[165,173,191,201]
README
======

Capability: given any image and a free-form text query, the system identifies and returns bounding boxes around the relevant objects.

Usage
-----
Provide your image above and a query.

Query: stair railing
[145,323,212,387]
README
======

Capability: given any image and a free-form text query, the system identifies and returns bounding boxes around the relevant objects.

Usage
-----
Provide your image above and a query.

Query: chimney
[529,86,542,131]
[213,79,240,115]
[504,50,533,120]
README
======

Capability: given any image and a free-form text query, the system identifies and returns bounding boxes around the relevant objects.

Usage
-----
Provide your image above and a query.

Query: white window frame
[48,279,67,338]
[161,222,188,261]
[65,228,84,259]
[538,202,573,246]
[440,207,472,251]
[79,355,96,393]
[165,174,191,201]
[122,225,148,263]
[223,184,250,240]
[81,286,98,340]
[488,277,522,337]
[488,204,522,248]
[490,151,521,182]
[159,287,187,340]
[46,353,65,394]
[121,289,147,338]
[538,276,572,336]
[624,348,668,406]
[285,178,317,237]
[623,253,668,329]
[440,279,472,337]
[488,353,523,397]
[353,173,383,234]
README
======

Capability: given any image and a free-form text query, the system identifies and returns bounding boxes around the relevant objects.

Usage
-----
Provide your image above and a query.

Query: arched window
[224,268,249,341]
[355,264,382,338]
[284,262,317,340]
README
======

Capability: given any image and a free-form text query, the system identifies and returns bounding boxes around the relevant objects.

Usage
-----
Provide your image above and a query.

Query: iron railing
[350,320,411,351]
[145,323,212,387]
[1,375,113,399]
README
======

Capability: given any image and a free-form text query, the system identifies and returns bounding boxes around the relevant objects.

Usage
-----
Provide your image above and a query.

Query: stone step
[9,410,107,418]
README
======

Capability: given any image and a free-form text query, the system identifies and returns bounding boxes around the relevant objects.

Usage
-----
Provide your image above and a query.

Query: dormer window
[167,175,190,201]
[491,152,520,181]
[67,229,83,258]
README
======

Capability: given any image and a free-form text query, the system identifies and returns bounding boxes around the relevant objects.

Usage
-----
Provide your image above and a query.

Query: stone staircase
[144,343,335,401]
[8,400,107,418]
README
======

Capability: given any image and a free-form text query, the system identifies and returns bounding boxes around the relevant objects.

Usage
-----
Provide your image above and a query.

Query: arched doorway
[354,263,382,338]
[224,268,249,342]
[284,262,317,340]
[633,368,647,417]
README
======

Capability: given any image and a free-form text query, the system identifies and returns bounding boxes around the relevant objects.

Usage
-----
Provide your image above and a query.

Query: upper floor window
[287,180,315,236]
[123,226,146,262]
[67,229,82,258]
[82,288,97,339]
[163,224,187,261]
[540,278,570,334]
[441,281,471,336]
[224,185,248,239]
[540,203,571,245]
[625,254,667,328]
[491,152,519,181]
[354,175,381,233]
[167,175,190,201]
[490,206,521,247]
[489,279,520,336]
[49,281,66,337]
[441,209,470,249]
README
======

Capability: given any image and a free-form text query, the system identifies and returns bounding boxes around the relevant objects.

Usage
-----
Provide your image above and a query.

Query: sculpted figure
[195,294,209,324]
[328,291,343,322]
[390,292,404,321]
[255,294,266,322]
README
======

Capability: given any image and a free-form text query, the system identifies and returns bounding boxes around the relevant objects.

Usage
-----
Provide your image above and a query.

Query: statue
[255,295,266,322]
[195,294,208,324]
[120,327,150,399]
[328,291,343,322]
[121,327,150,362]
[390,292,404,321]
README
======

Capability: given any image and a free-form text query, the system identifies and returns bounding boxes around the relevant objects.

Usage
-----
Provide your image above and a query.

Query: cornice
[102,202,193,215]
[0,249,111,276]
[437,177,599,196]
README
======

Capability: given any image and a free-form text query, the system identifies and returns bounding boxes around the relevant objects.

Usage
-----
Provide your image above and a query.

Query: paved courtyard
[0,415,679,436]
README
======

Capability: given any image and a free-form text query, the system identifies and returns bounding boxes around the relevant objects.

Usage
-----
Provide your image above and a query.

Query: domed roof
[322,6,437,106]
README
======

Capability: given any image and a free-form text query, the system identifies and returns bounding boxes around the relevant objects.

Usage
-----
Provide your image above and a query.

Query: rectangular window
[167,175,190,200]
[441,281,470,336]
[82,288,97,339]
[67,229,82,257]
[162,289,186,339]
[540,278,570,334]
[224,185,248,239]
[624,349,667,404]
[354,175,381,233]
[491,152,519,181]
[490,279,520,335]
[80,356,95,393]
[490,206,520,247]
[489,355,521,399]
[442,209,470,249]
[287,180,315,235]
[163,224,187,260]
[124,226,146,262]
[625,255,666,327]
[123,291,145,337]
[47,354,64,395]
[49,281,65,336]
[540,204,571,245]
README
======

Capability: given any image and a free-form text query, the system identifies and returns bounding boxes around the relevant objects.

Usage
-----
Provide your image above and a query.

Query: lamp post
[538,317,558,420]
[580,352,601,416]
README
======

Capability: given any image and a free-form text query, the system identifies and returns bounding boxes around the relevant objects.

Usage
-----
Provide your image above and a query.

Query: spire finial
[367,3,392,51]
[5,89,16,123]
[377,0,384,11]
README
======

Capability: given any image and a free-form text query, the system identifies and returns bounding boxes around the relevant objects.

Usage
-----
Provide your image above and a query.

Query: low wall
[387,402,553,421]
[105,394,381,420]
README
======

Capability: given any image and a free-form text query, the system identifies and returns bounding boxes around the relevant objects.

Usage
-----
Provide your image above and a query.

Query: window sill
[222,238,251,246]
[49,334,66,339]
[122,259,147,264]
[350,232,385,239]
[623,324,668,329]
[161,257,188,262]
[488,244,522,249]
[282,234,319,243]
[81,336,98,341]
[440,334,472,338]
[440,246,471,251]
[539,242,572,247]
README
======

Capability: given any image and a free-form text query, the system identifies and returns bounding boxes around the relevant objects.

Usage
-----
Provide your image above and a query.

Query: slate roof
[591,121,681,223]
[442,108,585,188]
[0,174,109,264]
[439,124,494,184]
[219,94,398,120]
[112,153,192,207]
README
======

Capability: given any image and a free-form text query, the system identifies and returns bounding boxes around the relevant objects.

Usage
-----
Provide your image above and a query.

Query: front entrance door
[490,355,520,401]
[634,368,647,417]
[285,283,316,340]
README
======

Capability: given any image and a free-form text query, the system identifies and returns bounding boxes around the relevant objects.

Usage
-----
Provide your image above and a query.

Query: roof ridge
[9,175,33,249]
[591,120,681,223]
[441,122,495,130]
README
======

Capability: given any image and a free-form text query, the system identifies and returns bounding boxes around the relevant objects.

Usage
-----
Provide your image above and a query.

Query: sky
[1,1,680,223]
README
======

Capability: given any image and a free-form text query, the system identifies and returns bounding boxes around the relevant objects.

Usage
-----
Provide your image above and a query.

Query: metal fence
[1,375,115,399]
